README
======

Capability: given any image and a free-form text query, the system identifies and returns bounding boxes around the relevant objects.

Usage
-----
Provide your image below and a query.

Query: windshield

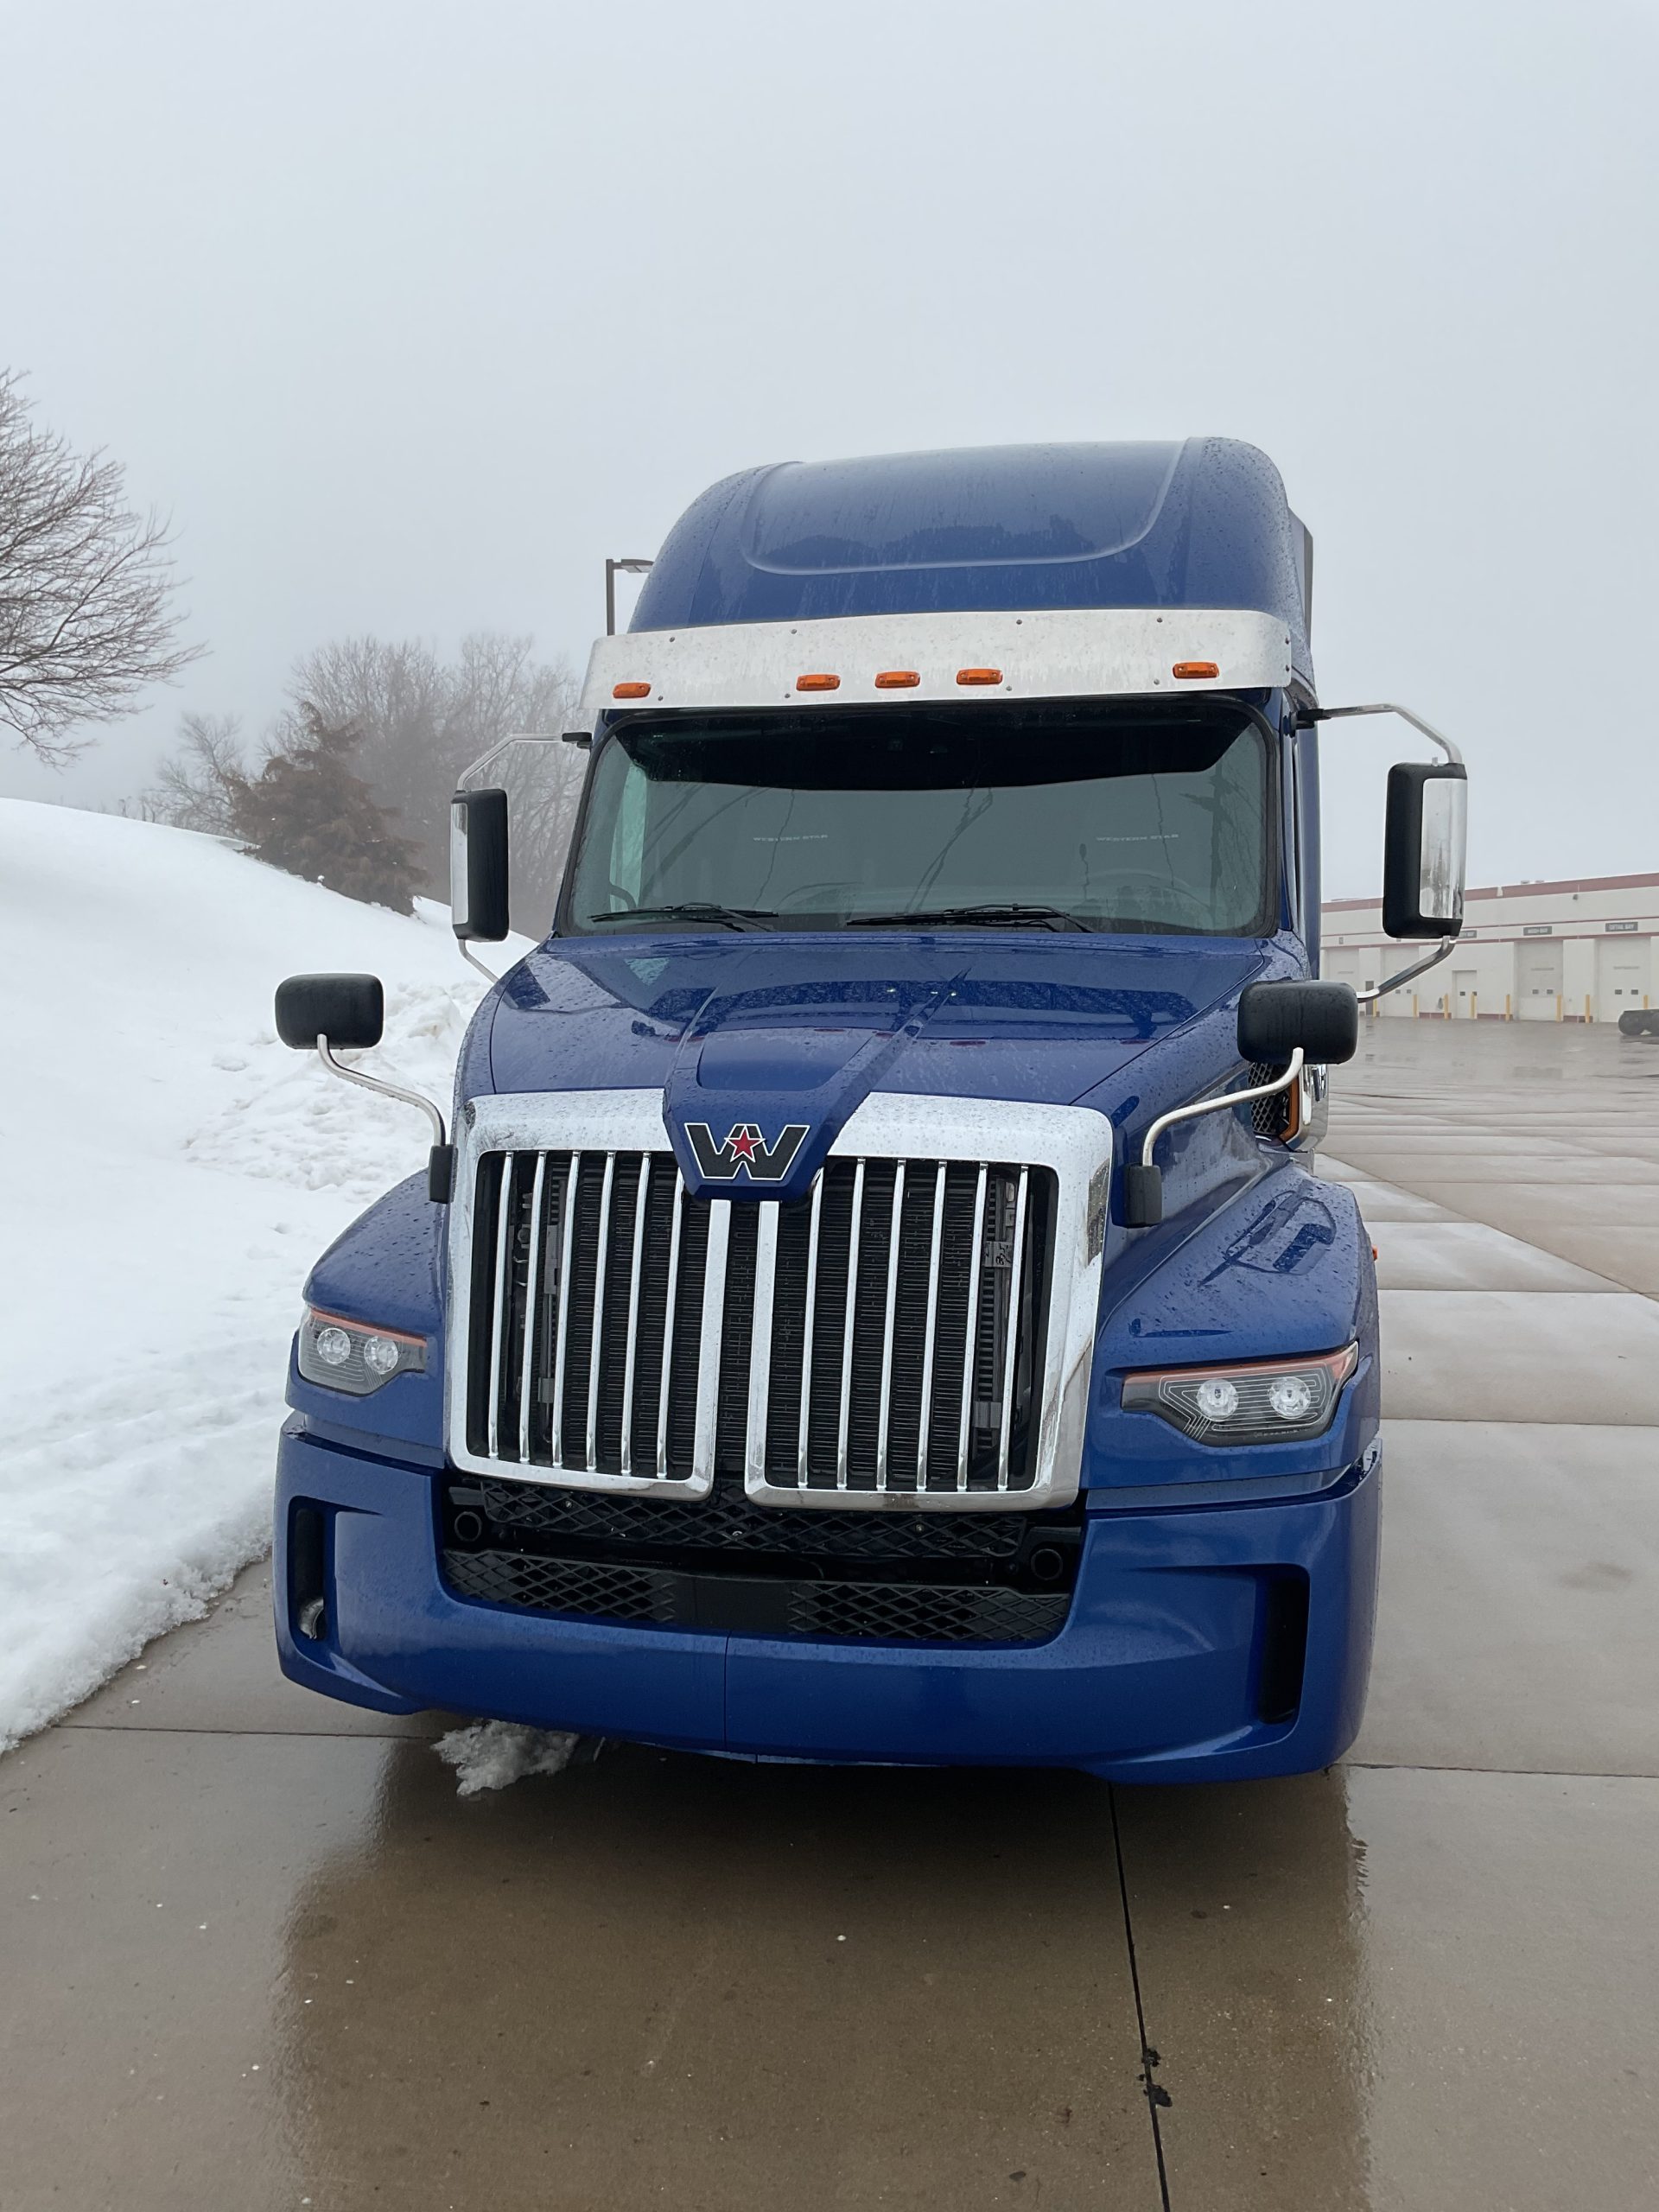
[563,701,1275,936]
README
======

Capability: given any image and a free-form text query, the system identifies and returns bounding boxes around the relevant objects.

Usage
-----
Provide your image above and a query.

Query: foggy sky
[3,0,1656,896]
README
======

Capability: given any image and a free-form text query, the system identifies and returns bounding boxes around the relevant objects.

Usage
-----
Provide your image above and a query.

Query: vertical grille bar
[487,1151,515,1459]
[549,1150,581,1468]
[914,1160,947,1493]
[618,1155,650,1476]
[795,1172,823,1490]
[996,1166,1030,1491]
[655,1167,684,1478]
[956,1162,988,1492]
[874,1161,906,1492]
[694,1201,731,1478]
[836,1159,866,1491]
[585,1153,616,1473]
[744,1202,780,1492]
[517,1152,547,1464]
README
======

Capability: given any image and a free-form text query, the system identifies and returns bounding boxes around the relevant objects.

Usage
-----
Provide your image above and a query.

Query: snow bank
[0,798,525,1752]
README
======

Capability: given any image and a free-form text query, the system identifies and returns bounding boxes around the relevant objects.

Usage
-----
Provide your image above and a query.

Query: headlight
[1121,1344,1357,1445]
[297,1308,428,1395]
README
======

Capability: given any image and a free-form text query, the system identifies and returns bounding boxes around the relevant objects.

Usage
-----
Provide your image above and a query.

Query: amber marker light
[874,671,920,689]
[612,681,652,699]
[1172,661,1220,680]
[796,672,841,692]
[956,667,1003,686]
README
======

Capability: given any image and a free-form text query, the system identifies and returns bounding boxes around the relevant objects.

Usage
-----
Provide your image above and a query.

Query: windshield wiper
[845,902,1093,932]
[586,902,780,933]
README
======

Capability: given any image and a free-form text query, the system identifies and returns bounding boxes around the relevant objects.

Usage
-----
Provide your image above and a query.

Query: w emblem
[684,1121,810,1183]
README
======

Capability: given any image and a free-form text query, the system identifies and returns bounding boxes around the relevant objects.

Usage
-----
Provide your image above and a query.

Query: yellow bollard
[1505,993,1512,1019]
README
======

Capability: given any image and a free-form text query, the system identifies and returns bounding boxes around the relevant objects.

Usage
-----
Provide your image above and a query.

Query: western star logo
[683,1120,810,1183]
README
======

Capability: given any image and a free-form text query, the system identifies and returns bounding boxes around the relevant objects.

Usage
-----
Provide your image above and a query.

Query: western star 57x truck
[271,440,1467,1782]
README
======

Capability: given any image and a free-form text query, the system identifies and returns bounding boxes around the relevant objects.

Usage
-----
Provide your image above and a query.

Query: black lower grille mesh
[787,1581,1066,1643]
[442,1547,1067,1644]
[444,1549,671,1625]
[475,1475,1031,1562]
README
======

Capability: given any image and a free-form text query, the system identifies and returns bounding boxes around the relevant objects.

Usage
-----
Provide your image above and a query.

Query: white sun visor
[576,607,1294,725]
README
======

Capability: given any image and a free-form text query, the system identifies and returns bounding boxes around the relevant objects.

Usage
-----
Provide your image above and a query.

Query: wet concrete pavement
[3,1021,1657,2209]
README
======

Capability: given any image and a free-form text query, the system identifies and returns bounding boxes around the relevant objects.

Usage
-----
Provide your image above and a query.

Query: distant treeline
[147,632,585,924]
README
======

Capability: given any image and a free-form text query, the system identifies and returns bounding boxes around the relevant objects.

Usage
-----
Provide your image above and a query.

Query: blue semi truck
[271,439,1467,1782]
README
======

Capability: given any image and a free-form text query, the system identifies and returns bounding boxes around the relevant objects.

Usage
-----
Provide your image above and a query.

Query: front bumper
[275,1423,1379,1783]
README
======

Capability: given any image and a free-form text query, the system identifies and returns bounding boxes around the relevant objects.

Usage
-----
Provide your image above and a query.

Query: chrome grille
[466,1150,708,1478]
[463,1149,1050,1497]
[754,1159,1046,1496]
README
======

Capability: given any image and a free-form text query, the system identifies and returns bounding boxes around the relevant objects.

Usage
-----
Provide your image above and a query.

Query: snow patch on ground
[434,1720,582,1796]
[0,799,525,1754]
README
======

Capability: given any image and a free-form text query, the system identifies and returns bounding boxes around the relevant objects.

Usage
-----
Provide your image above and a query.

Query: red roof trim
[1324,869,1659,913]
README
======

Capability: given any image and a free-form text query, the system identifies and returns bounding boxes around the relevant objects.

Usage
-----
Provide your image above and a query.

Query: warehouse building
[1321,872,1657,1021]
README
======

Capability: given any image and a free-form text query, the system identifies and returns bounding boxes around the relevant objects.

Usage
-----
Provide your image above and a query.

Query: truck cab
[272,438,1466,1781]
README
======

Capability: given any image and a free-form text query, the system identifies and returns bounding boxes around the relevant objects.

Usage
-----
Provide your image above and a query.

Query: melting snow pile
[433,1720,582,1795]
[0,798,524,1752]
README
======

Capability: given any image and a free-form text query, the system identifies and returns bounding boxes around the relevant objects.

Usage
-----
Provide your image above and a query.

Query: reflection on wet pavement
[3,1726,1158,2211]
[1117,1766,1659,2212]
[3,1021,1657,2209]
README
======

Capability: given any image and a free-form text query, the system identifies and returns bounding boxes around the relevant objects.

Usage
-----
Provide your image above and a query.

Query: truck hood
[487,934,1269,1202]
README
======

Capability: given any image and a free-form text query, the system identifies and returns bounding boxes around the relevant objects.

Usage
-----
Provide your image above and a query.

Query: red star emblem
[728,1127,758,1162]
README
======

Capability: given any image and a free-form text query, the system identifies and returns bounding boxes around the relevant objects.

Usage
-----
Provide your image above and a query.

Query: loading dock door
[1597,938,1649,1021]
[1518,939,1563,1020]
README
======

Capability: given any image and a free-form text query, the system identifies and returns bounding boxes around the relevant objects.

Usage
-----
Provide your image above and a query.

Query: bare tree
[0,370,200,763]
[145,629,585,928]
[287,630,580,904]
[145,709,246,836]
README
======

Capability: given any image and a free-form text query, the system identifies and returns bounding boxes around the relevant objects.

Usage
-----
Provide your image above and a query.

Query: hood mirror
[273,970,454,1205]
[1122,980,1359,1230]
[1236,979,1359,1066]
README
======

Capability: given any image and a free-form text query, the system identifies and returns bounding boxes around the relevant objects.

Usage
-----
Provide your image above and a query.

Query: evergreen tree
[227,703,419,912]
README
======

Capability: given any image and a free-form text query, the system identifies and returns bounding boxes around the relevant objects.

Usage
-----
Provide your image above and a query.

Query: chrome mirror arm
[316,1039,448,1150]
[458,944,499,983]
[1140,1048,1305,1171]
[1125,1051,1306,1230]
[1297,701,1464,768]
[1355,934,1459,1007]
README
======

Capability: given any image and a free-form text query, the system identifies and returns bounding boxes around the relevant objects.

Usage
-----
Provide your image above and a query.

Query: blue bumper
[275,1424,1379,1783]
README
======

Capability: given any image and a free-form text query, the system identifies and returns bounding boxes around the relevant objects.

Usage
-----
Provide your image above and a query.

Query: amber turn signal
[956,667,1003,686]
[1172,661,1220,680]
[612,681,652,700]
[796,672,841,692]
[874,671,920,689]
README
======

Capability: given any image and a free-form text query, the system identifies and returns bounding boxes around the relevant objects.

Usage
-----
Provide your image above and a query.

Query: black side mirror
[1383,761,1466,938]
[1237,979,1358,1066]
[273,971,454,1204]
[275,973,385,1052]
[450,788,510,943]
